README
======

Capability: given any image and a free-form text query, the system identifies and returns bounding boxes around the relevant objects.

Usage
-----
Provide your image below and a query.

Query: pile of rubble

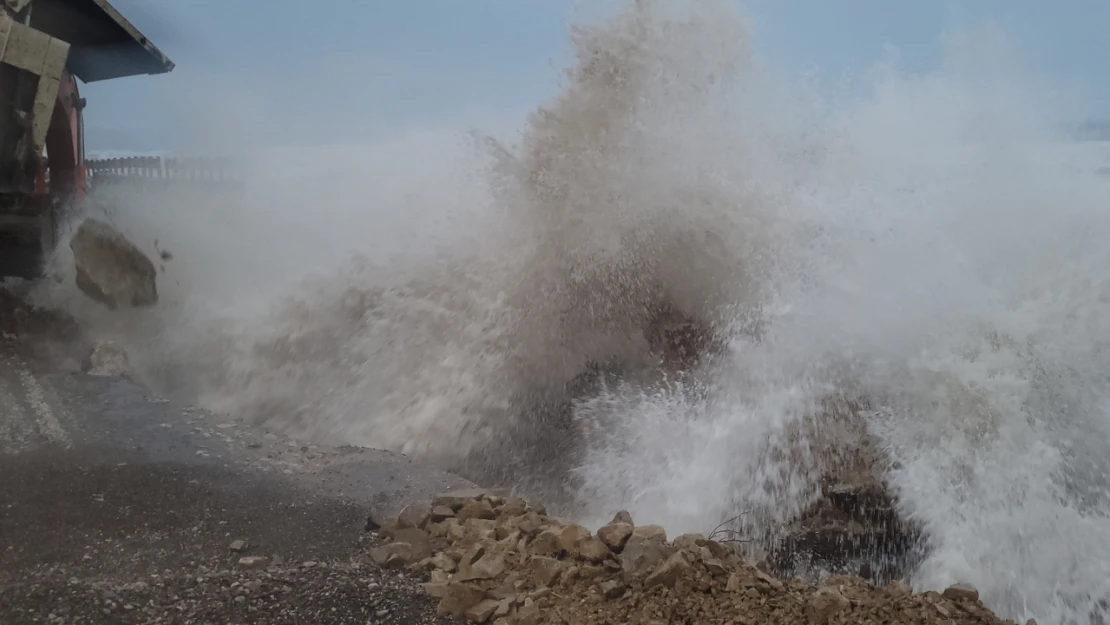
[366,490,1021,625]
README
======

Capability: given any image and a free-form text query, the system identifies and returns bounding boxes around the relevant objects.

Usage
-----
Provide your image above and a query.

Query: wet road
[0,331,474,621]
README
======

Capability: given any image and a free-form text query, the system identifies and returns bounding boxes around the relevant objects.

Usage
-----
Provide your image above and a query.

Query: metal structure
[0,0,172,278]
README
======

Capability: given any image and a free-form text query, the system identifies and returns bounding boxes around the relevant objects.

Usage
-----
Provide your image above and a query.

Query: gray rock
[942,582,980,602]
[83,341,132,378]
[69,219,158,310]
[619,536,674,577]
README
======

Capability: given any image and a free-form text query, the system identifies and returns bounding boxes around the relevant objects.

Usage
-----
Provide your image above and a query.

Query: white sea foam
[34,2,1110,622]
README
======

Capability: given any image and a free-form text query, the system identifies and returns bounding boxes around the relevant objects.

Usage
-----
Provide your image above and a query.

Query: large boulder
[764,397,923,583]
[69,219,158,309]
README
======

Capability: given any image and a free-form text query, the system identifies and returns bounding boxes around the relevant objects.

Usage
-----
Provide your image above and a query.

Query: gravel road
[0,294,474,624]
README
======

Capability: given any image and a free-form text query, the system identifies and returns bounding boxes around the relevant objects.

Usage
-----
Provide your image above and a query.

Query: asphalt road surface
[0,294,474,624]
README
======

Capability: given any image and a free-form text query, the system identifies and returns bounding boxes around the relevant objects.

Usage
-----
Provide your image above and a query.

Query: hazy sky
[85,0,1110,152]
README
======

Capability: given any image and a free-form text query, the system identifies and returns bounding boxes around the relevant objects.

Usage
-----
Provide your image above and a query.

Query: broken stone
[611,510,635,526]
[228,540,248,553]
[456,553,507,582]
[596,523,633,553]
[489,573,520,600]
[578,565,609,580]
[703,558,727,576]
[430,570,449,584]
[499,498,529,517]
[494,525,515,542]
[83,341,133,378]
[370,542,415,568]
[427,520,454,538]
[467,518,498,533]
[672,533,706,551]
[942,582,980,602]
[431,506,456,522]
[429,552,457,573]
[632,525,667,543]
[515,600,541,625]
[530,529,560,557]
[433,489,506,512]
[397,504,431,530]
[364,512,383,532]
[459,544,486,567]
[619,536,674,576]
[448,523,469,543]
[577,537,612,563]
[391,528,432,561]
[378,517,400,540]
[513,513,545,538]
[530,556,564,587]
[70,218,158,309]
[754,568,785,592]
[701,539,734,561]
[528,587,553,601]
[806,586,851,625]
[436,582,488,618]
[557,524,591,554]
[599,578,627,600]
[643,551,692,589]
[458,499,497,522]
[886,580,912,598]
[236,556,269,570]
[423,582,449,598]
[465,599,500,624]
[432,493,477,512]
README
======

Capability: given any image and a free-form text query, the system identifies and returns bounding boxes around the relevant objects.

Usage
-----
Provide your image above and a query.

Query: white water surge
[33,2,1110,623]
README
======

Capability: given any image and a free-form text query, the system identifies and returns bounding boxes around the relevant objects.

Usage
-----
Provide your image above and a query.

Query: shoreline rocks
[367,490,1013,625]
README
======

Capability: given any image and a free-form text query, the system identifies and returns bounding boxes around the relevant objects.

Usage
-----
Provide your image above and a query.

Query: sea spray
[31,1,1110,623]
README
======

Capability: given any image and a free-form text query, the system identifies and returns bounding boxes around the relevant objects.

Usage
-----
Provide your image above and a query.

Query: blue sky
[86,0,1110,152]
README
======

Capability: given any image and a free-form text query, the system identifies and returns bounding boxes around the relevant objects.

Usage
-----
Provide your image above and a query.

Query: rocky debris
[370,492,1012,625]
[237,556,270,570]
[229,540,248,553]
[82,340,133,378]
[596,522,632,552]
[943,583,981,603]
[69,218,158,310]
[611,510,634,525]
[559,312,922,586]
[807,586,852,624]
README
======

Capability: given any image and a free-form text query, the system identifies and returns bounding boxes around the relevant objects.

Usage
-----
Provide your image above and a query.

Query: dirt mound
[368,491,1014,625]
